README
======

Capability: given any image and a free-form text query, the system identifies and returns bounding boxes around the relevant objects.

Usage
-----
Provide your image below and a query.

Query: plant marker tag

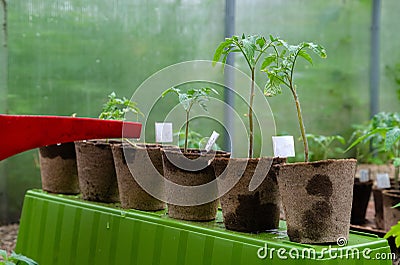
[155,122,173,143]
[376,173,391,189]
[272,136,295,157]
[205,131,220,152]
[359,169,370,183]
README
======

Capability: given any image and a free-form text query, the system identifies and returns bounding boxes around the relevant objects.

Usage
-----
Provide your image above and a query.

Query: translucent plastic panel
[380,0,400,111]
[235,0,372,157]
[2,0,225,223]
[7,0,224,116]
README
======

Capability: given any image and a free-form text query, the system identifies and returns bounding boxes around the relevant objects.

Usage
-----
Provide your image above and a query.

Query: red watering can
[0,114,142,161]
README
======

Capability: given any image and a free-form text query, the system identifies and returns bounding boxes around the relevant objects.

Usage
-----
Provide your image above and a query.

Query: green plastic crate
[16,190,393,265]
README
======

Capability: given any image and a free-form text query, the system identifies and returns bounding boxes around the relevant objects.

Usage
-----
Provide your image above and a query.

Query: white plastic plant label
[155,122,173,143]
[272,136,295,158]
[359,169,370,182]
[205,131,220,152]
[376,173,391,189]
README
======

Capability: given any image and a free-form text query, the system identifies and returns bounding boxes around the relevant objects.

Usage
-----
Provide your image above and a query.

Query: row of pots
[352,169,400,231]
[39,140,358,244]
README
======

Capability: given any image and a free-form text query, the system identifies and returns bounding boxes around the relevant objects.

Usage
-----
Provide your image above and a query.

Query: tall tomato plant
[262,38,327,162]
[213,35,277,158]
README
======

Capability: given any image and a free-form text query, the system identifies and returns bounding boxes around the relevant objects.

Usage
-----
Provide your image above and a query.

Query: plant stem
[248,68,255,158]
[290,87,309,162]
[184,110,190,153]
[287,48,309,162]
[233,39,254,157]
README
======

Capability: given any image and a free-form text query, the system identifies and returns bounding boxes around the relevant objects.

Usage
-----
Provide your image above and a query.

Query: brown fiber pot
[382,190,400,231]
[111,143,165,211]
[373,187,386,230]
[276,159,357,244]
[39,142,80,194]
[213,157,286,232]
[75,140,119,203]
[350,178,373,225]
[373,180,395,229]
[162,149,230,221]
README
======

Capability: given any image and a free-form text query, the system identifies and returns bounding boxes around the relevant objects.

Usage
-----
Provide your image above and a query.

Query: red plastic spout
[0,115,142,161]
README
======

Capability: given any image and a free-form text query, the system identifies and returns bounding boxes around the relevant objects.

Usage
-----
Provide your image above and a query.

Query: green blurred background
[0,0,399,224]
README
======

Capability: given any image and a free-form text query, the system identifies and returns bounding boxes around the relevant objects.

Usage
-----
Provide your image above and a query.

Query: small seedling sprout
[162,87,218,153]
[99,92,142,121]
[99,92,143,146]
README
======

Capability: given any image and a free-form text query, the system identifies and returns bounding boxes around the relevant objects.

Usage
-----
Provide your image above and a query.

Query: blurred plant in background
[348,112,400,164]
[385,62,400,102]
[305,134,346,161]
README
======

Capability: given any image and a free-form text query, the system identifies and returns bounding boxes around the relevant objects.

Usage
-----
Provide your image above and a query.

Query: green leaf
[392,201,400,209]
[307,42,327,58]
[99,92,142,121]
[396,235,400,248]
[384,221,400,240]
[163,87,217,113]
[264,72,283,97]
[394,157,400,167]
[335,135,346,145]
[161,87,178,97]
[9,252,38,265]
[385,127,400,151]
[298,50,313,65]
[256,36,266,49]
[277,38,289,49]
[212,38,233,66]
[345,127,388,152]
[241,35,257,66]
[261,55,277,70]
[199,101,208,112]
[210,87,219,95]
[0,249,7,260]
[269,35,278,42]
[178,95,190,111]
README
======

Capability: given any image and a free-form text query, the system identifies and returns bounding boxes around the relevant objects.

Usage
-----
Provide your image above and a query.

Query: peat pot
[382,190,400,231]
[39,142,80,194]
[213,157,286,232]
[111,143,165,211]
[351,178,373,225]
[75,140,119,203]
[372,181,395,230]
[276,159,357,244]
[162,148,230,221]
